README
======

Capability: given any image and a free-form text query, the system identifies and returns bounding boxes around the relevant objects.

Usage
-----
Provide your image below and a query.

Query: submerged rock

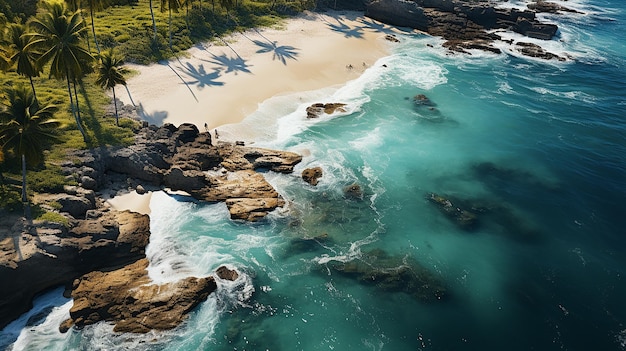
[427,193,480,231]
[427,190,542,242]
[285,233,331,255]
[344,183,364,200]
[324,249,447,301]
[413,94,435,107]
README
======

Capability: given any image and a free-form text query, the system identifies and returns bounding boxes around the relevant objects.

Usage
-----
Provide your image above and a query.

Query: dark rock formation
[365,0,429,29]
[366,0,564,59]
[344,183,364,199]
[0,210,150,329]
[428,193,479,230]
[216,266,239,281]
[306,103,347,118]
[62,124,302,221]
[302,167,323,186]
[527,1,582,14]
[413,94,435,107]
[323,249,447,301]
[285,233,331,255]
[515,42,566,61]
[60,258,216,333]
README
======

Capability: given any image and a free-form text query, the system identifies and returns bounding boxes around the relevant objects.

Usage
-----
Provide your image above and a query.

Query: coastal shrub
[27,166,75,193]
[37,212,70,227]
[0,184,21,212]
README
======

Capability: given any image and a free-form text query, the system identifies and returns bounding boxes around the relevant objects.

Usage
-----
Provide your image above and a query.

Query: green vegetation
[0,0,317,212]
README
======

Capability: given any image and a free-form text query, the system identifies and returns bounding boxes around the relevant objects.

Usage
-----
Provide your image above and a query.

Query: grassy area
[0,0,315,212]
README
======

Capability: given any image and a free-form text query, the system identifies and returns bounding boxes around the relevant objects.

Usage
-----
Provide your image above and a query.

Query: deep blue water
[2,0,625,350]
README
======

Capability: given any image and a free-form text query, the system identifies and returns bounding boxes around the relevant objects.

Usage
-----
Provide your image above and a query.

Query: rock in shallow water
[60,258,216,333]
[302,167,323,186]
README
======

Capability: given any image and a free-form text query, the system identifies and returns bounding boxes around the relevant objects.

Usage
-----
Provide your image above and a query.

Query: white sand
[106,190,152,215]
[110,11,406,214]
[118,10,404,131]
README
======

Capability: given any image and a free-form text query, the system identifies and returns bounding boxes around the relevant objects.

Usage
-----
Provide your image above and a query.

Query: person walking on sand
[214,129,219,140]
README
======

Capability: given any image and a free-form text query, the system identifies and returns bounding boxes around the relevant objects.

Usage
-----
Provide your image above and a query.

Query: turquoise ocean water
[2,0,626,349]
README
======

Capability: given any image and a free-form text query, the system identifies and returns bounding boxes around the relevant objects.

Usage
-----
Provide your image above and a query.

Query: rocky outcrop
[527,1,582,14]
[366,0,565,59]
[302,167,323,186]
[216,265,239,281]
[62,123,302,221]
[218,143,302,173]
[364,0,428,29]
[0,210,150,329]
[60,258,217,333]
[344,183,364,199]
[515,42,566,61]
[306,103,347,119]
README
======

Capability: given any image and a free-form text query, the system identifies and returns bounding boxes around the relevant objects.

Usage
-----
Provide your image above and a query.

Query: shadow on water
[252,40,299,65]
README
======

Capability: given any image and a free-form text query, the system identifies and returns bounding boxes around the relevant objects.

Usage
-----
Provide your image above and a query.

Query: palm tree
[149,0,158,41]
[0,85,60,219]
[95,48,129,126]
[219,0,234,15]
[27,2,94,142]
[84,0,105,53]
[161,0,183,49]
[2,23,43,103]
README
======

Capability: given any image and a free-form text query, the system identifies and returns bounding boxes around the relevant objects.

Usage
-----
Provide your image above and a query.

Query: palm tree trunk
[90,7,101,53]
[169,7,173,49]
[113,86,119,126]
[73,80,83,127]
[29,77,38,105]
[21,154,31,220]
[149,0,157,41]
[66,74,87,141]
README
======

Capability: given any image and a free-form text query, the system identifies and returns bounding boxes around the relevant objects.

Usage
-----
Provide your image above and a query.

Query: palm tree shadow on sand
[326,19,364,39]
[176,62,225,89]
[136,102,168,126]
[357,17,415,34]
[206,53,251,74]
[252,40,299,65]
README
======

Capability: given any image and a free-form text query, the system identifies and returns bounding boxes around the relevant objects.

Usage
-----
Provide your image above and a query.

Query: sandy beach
[109,10,403,213]
[117,10,402,132]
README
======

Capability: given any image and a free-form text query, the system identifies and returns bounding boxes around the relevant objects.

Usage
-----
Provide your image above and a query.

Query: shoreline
[110,10,405,213]
[117,10,405,133]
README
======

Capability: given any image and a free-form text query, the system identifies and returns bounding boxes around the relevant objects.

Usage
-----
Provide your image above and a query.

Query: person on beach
[215,129,219,139]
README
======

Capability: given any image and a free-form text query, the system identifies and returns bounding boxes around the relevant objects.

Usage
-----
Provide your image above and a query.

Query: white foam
[2,288,72,350]
[529,86,597,104]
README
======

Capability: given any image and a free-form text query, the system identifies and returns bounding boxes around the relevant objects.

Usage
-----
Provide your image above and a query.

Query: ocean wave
[529,86,597,104]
